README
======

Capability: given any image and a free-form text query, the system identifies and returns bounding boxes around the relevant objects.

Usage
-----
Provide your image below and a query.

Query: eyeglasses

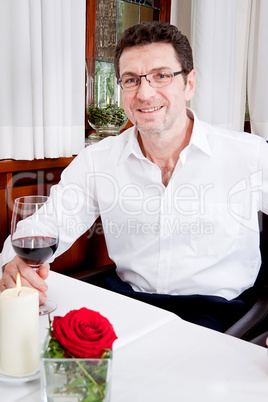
[117,70,186,92]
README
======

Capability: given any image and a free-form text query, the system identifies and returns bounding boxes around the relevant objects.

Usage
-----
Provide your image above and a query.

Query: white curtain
[247,0,268,138]
[190,0,268,139]
[0,0,86,160]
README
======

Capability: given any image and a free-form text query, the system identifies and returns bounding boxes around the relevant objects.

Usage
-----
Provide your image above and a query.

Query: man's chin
[136,121,162,135]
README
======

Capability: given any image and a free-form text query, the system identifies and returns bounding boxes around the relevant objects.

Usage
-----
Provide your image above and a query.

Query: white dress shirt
[2,109,268,300]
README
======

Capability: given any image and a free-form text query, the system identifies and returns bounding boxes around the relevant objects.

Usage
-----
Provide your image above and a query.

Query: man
[1,21,268,332]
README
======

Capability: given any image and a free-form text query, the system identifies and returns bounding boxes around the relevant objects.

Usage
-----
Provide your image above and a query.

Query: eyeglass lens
[121,71,173,90]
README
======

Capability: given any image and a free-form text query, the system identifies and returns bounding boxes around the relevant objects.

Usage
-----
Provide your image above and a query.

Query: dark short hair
[114,21,194,82]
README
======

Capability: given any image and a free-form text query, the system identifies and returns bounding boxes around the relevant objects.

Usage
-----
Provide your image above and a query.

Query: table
[0,271,267,402]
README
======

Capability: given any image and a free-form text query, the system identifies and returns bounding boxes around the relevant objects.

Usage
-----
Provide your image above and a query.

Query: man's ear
[185,69,195,102]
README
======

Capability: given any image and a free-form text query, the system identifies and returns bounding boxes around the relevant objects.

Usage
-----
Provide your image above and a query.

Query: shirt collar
[186,108,212,157]
[118,126,146,165]
[118,108,212,165]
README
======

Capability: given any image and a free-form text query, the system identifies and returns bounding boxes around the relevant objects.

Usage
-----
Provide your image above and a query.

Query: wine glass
[11,195,59,315]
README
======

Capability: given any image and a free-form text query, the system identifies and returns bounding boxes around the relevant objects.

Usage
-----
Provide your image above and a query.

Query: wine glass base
[39,300,57,316]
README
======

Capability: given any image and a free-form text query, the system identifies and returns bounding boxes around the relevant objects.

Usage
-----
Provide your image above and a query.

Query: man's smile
[138,106,163,113]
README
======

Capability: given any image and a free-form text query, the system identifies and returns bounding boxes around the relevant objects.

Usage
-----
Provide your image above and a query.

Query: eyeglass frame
[117,70,186,92]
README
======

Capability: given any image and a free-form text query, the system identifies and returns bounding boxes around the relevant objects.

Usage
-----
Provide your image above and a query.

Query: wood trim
[86,0,97,58]
[0,189,7,248]
[0,157,75,174]
[244,120,251,133]
[160,0,171,22]
[85,0,97,130]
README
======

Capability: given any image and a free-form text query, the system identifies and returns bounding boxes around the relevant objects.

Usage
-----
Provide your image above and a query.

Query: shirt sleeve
[1,147,100,266]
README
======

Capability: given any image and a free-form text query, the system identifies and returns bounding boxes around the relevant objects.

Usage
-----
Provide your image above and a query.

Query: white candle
[0,281,39,376]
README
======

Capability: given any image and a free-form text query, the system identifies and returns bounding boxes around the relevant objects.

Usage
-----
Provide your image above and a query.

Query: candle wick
[18,290,21,296]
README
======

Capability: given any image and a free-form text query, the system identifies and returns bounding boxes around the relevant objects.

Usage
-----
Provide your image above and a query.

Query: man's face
[119,42,195,136]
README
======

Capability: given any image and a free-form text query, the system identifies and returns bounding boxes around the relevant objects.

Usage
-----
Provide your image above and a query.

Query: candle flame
[106,94,110,105]
[16,273,22,288]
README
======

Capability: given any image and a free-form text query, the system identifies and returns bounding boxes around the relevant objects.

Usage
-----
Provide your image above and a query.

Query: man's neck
[138,116,193,186]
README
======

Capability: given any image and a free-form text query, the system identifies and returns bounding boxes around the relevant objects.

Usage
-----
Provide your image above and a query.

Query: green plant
[87,104,127,127]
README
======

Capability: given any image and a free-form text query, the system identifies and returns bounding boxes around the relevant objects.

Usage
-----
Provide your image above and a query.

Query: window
[86,0,171,58]
[85,0,171,132]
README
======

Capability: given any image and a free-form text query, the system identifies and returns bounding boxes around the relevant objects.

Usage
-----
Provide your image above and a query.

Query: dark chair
[225,213,268,347]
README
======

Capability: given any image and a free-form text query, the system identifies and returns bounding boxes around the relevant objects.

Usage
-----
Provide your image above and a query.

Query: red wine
[12,236,58,267]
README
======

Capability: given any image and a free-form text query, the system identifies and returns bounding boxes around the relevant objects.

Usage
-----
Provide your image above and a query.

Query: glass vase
[85,57,128,145]
[40,336,112,402]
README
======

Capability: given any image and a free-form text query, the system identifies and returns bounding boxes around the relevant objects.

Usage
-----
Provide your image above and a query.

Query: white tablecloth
[0,271,267,402]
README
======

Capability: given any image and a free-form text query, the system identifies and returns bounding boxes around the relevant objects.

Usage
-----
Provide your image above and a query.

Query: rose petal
[51,308,117,358]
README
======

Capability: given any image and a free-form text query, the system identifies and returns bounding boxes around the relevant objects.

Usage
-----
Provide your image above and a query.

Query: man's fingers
[20,267,48,292]
[2,256,48,293]
[39,291,48,304]
[1,257,24,286]
[37,263,50,280]
[0,279,7,292]
[1,257,50,306]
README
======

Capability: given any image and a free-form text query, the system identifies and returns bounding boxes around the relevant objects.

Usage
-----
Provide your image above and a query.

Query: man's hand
[0,256,50,304]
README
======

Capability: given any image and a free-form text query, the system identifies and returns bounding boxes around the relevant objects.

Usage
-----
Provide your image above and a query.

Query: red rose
[51,308,117,358]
